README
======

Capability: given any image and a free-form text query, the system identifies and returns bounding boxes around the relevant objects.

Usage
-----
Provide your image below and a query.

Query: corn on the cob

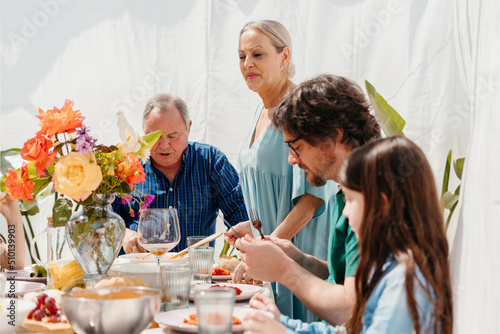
[48,260,84,290]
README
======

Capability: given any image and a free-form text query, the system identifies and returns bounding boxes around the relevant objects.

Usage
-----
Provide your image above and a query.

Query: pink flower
[120,195,132,204]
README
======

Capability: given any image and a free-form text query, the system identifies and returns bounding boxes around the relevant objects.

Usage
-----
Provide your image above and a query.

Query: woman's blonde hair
[240,20,295,78]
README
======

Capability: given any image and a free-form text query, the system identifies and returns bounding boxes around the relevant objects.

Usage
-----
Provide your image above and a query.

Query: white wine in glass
[137,208,181,288]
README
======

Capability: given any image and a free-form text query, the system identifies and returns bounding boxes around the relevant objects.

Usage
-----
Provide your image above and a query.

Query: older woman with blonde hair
[225,20,337,322]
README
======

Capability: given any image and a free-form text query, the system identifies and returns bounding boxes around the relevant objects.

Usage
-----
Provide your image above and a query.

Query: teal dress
[238,104,337,322]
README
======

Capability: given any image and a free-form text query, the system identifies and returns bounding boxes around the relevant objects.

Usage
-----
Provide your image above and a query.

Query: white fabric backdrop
[1,0,497,329]
[450,0,500,332]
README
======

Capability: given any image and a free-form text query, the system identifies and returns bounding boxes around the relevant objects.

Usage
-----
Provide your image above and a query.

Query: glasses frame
[285,135,304,157]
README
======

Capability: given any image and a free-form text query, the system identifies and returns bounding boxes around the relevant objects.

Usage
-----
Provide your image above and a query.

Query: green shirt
[326,190,359,285]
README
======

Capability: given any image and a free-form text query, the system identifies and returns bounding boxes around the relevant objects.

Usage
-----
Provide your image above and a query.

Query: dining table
[15,281,274,334]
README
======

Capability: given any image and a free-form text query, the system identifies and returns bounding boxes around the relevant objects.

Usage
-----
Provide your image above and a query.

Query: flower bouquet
[0,99,162,226]
[1,100,162,284]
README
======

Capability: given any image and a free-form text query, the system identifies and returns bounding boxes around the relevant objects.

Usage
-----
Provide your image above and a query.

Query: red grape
[32,309,47,321]
[36,294,48,305]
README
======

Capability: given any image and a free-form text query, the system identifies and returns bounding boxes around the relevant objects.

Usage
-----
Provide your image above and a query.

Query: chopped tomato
[212,267,231,275]
[210,284,242,296]
[183,314,241,326]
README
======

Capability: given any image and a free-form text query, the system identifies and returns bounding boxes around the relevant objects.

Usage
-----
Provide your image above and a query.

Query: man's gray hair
[143,93,190,129]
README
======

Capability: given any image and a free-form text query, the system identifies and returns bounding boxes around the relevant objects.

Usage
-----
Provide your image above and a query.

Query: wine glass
[137,208,181,288]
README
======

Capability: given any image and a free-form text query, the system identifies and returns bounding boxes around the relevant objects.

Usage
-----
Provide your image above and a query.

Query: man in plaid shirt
[114,93,248,253]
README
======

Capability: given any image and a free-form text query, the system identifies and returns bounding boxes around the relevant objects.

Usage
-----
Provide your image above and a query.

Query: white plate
[155,306,266,333]
[4,281,46,297]
[212,273,233,281]
[190,284,264,302]
[118,252,188,264]
[6,269,46,284]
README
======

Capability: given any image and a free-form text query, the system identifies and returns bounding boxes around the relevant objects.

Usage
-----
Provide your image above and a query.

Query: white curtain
[450,0,500,332]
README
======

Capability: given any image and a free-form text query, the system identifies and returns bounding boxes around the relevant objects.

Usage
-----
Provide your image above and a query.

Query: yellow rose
[52,152,103,202]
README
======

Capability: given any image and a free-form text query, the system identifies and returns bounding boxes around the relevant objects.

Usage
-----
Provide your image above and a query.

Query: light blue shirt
[280,256,435,333]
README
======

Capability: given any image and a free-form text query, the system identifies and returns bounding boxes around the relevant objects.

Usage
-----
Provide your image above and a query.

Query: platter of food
[154,306,262,333]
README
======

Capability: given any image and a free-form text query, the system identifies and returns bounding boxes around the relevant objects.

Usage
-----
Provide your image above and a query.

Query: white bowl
[4,281,46,298]
[110,262,187,288]
[118,252,188,264]
[0,298,36,333]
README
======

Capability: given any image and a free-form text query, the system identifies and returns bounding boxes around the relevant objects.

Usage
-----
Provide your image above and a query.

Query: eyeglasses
[285,135,304,157]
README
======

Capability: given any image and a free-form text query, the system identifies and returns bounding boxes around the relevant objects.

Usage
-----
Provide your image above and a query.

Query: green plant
[441,150,464,229]
[365,80,465,229]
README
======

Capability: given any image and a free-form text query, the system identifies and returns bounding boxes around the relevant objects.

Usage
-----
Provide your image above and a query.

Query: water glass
[189,247,214,284]
[160,265,192,311]
[187,236,208,247]
[194,287,236,334]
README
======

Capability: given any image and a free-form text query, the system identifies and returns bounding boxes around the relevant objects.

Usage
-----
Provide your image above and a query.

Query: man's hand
[121,228,147,254]
[235,235,291,283]
[224,220,253,247]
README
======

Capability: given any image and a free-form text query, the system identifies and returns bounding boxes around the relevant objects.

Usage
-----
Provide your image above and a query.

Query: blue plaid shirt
[112,142,248,251]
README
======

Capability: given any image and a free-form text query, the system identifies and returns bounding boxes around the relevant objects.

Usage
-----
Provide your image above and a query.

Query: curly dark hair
[272,74,381,148]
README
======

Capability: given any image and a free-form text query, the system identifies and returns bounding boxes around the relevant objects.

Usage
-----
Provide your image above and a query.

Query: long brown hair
[339,136,452,334]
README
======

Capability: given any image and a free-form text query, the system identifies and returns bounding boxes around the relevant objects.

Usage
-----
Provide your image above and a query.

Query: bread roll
[94,275,148,288]
[219,255,240,272]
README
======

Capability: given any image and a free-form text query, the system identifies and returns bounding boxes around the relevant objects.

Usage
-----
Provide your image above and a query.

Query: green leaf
[365,80,406,136]
[454,157,465,180]
[142,130,163,149]
[22,205,39,216]
[109,181,132,194]
[52,198,73,227]
[442,191,459,209]
[441,150,452,198]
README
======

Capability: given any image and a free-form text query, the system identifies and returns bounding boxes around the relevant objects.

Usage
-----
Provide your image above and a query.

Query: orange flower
[21,134,57,176]
[116,154,146,187]
[37,99,85,137]
[4,164,35,202]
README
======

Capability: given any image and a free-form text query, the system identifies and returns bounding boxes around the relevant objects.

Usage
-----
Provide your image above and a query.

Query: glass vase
[65,193,125,287]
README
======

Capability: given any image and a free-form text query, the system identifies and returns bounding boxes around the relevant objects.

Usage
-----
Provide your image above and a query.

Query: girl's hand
[243,309,287,334]
[0,194,22,223]
[248,293,281,320]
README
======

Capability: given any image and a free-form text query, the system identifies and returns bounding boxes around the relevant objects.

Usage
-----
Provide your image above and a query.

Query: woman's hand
[248,293,281,320]
[224,220,253,247]
[269,236,304,264]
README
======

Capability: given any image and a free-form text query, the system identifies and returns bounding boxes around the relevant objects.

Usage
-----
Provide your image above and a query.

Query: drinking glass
[194,287,236,334]
[160,265,192,311]
[187,236,207,247]
[137,208,181,288]
[189,246,214,284]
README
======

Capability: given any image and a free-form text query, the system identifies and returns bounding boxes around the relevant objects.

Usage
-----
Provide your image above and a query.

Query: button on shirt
[112,142,248,251]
